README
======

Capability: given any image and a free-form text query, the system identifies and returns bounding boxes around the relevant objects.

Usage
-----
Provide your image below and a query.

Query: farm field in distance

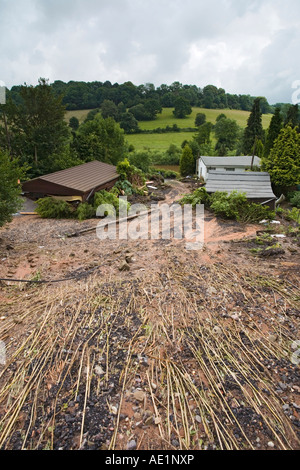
[65,107,273,153]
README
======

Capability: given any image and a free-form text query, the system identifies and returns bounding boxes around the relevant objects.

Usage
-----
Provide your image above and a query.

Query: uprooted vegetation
[179,187,276,223]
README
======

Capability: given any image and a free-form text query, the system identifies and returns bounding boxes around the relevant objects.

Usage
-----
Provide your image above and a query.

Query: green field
[126,131,200,153]
[65,107,273,153]
[137,107,272,131]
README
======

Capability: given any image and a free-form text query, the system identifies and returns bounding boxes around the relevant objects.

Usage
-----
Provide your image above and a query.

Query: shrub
[158,169,180,179]
[76,202,96,221]
[116,158,146,187]
[239,203,275,223]
[179,187,210,208]
[93,190,130,216]
[283,207,300,224]
[209,191,275,222]
[210,191,246,220]
[128,151,152,173]
[36,197,75,219]
[180,144,195,177]
[111,180,135,196]
[290,192,300,208]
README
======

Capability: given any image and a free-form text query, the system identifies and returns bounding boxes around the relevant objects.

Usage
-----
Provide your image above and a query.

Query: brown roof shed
[22,161,119,201]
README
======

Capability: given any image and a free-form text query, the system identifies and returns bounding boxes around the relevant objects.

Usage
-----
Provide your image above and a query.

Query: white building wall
[197,160,208,180]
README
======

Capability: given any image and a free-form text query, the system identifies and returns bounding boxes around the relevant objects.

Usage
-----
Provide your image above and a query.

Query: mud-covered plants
[179,187,210,208]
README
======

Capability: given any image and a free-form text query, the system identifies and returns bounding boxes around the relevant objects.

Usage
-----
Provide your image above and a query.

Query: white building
[196,156,261,181]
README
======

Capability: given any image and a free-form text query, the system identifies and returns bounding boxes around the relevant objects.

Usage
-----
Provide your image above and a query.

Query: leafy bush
[209,191,275,222]
[158,169,179,179]
[239,203,276,223]
[36,197,75,219]
[179,187,210,208]
[210,191,247,220]
[76,202,96,221]
[149,167,179,179]
[111,180,134,196]
[290,192,300,208]
[116,158,146,187]
[94,190,130,216]
[128,151,152,173]
[283,207,300,224]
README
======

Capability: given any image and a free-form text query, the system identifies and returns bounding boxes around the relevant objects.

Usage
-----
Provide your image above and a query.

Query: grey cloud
[0,0,300,103]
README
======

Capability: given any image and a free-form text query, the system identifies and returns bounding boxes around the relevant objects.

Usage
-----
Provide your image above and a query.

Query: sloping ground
[0,181,299,451]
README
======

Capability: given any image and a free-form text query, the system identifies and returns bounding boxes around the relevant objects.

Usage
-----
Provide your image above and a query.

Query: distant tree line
[6,80,276,116]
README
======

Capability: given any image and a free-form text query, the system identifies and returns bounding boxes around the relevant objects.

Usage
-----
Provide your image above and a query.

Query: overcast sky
[1,0,300,104]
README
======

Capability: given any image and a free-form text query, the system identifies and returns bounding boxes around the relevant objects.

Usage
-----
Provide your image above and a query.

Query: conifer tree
[242,98,264,155]
[262,125,300,192]
[284,104,300,129]
[263,107,283,158]
[180,144,195,177]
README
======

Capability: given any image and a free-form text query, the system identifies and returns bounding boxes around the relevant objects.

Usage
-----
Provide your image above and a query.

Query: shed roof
[205,171,276,199]
[200,156,261,168]
[22,160,119,195]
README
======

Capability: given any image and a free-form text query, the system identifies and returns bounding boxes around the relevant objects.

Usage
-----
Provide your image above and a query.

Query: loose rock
[133,390,146,402]
[119,261,130,272]
[127,440,137,450]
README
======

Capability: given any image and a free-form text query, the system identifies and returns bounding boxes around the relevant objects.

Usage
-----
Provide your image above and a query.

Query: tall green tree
[173,96,192,118]
[194,122,213,146]
[242,98,264,155]
[129,151,151,173]
[0,151,26,227]
[0,78,70,175]
[284,104,300,129]
[119,112,139,134]
[100,99,119,120]
[195,113,206,127]
[263,107,283,158]
[73,114,126,165]
[262,125,300,192]
[69,116,80,131]
[214,117,240,154]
